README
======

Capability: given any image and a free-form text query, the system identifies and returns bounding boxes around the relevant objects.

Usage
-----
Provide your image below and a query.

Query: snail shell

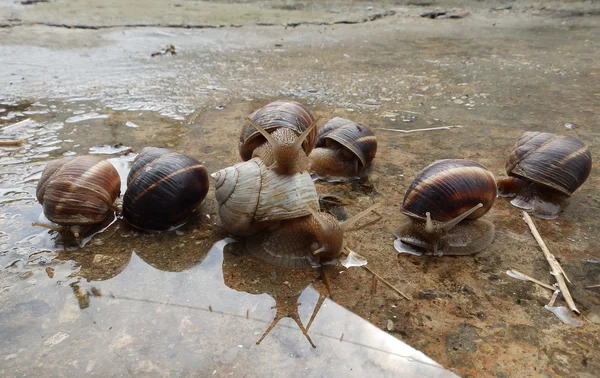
[36,155,121,236]
[246,204,381,268]
[238,100,317,163]
[498,132,592,218]
[395,159,497,255]
[308,117,377,181]
[212,157,319,236]
[123,147,209,231]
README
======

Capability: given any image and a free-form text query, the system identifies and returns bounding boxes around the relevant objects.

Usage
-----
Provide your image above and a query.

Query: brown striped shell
[308,117,377,179]
[402,159,497,222]
[123,147,209,231]
[506,132,591,196]
[36,155,121,226]
[395,159,497,256]
[238,100,317,161]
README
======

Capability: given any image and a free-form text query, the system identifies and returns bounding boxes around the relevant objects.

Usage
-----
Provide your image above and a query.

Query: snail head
[421,203,484,253]
[245,116,320,175]
[307,203,381,260]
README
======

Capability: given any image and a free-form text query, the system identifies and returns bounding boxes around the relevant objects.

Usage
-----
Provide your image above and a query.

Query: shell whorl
[212,158,319,236]
[213,160,262,235]
[506,131,591,196]
[239,100,317,161]
[36,155,121,226]
[402,159,497,222]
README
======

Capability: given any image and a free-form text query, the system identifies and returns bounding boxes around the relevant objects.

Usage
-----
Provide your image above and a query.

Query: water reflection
[1,238,456,377]
[1,101,456,377]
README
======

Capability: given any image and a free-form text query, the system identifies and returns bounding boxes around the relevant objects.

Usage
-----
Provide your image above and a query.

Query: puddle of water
[0,100,457,377]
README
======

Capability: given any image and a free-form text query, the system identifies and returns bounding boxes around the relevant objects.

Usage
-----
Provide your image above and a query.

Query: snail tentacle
[441,203,484,233]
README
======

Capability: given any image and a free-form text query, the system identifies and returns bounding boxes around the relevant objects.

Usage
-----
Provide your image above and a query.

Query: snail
[34,155,121,238]
[308,117,377,181]
[212,157,319,236]
[246,203,381,268]
[497,132,592,219]
[123,147,209,231]
[394,159,497,256]
[239,100,319,175]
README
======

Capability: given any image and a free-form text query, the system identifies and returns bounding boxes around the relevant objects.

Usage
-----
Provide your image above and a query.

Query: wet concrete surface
[1,1,600,377]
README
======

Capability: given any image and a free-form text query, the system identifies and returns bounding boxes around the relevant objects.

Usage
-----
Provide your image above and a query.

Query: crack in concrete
[0,10,396,30]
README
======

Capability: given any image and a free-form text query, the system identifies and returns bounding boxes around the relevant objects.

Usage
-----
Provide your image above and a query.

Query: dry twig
[0,140,24,146]
[377,125,463,133]
[0,118,32,132]
[506,269,556,291]
[522,212,579,314]
[343,247,411,300]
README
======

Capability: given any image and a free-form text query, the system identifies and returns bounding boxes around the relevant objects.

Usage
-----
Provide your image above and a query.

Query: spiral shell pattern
[123,147,209,231]
[315,117,377,168]
[402,159,497,222]
[506,131,591,196]
[36,156,121,226]
[238,100,317,161]
[212,157,319,236]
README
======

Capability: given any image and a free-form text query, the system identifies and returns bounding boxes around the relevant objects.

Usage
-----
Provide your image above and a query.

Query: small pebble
[386,319,394,331]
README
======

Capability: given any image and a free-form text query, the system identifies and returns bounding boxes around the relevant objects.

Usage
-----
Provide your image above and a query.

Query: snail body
[394,159,497,256]
[239,100,318,175]
[308,117,377,181]
[212,157,319,236]
[123,147,209,231]
[497,132,592,218]
[35,155,121,237]
[246,203,381,268]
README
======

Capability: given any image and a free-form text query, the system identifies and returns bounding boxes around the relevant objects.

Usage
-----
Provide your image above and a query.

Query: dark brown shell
[238,100,317,160]
[506,131,592,196]
[402,159,497,222]
[36,156,121,226]
[315,117,377,168]
[123,147,209,231]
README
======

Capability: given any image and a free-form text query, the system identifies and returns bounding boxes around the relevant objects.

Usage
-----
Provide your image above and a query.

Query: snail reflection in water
[394,159,497,256]
[308,117,377,182]
[223,242,329,348]
[34,155,121,239]
[496,132,592,219]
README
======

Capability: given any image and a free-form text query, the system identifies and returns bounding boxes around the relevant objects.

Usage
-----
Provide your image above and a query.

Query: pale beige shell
[212,157,319,236]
